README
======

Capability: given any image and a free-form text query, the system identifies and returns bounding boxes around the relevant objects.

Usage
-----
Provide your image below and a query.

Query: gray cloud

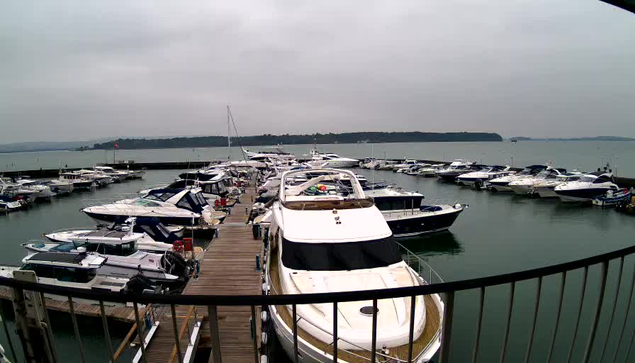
[1,0,634,143]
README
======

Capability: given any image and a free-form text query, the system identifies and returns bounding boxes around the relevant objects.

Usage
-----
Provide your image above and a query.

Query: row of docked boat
[0,162,255,303]
[0,165,145,213]
[371,158,627,205]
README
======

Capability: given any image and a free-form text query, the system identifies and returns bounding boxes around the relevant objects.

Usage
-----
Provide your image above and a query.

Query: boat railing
[4,241,635,363]
[397,242,444,285]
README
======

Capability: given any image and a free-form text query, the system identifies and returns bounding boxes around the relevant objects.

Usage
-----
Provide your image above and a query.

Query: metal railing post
[547,272,567,363]
[407,295,417,363]
[250,305,259,363]
[170,304,183,363]
[333,302,338,362]
[208,305,223,363]
[582,261,609,363]
[0,302,17,363]
[99,300,116,363]
[524,277,543,363]
[471,287,485,363]
[500,281,516,363]
[292,304,298,363]
[567,266,589,363]
[132,302,147,363]
[600,257,624,361]
[371,298,378,363]
[612,261,635,363]
[67,296,86,363]
[439,291,455,363]
[37,292,58,363]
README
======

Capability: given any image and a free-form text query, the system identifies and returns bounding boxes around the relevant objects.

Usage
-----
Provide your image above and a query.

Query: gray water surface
[0,147,634,361]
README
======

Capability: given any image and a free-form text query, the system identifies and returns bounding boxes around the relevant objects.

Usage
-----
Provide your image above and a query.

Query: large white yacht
[508,167,566,195]
[82,188,215,226]
[265,169,443,363]
[456,165,514,187]
[94,165,131,182]
[487,165,548,192]
[308,149,359,168]
[554,173,619,202]
[530,172,583,198]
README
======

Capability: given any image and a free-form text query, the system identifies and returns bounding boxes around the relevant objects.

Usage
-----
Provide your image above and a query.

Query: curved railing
[0,242,634,363]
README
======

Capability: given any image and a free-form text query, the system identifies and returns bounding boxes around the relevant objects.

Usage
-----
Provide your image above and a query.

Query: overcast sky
[0,1,634,144]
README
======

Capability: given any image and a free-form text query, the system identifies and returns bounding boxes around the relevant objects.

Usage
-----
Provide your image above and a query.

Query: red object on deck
[183,238,193,252]
[221,198,227,207]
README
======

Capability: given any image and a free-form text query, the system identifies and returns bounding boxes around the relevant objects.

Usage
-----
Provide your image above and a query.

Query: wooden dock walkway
[0,287,138,323]
[145,188,263,363]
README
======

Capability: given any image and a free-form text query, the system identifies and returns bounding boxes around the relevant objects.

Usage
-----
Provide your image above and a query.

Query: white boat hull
[509,184,532,195]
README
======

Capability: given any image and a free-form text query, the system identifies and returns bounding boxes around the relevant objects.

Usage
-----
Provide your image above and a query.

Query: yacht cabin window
[281,237,402,271]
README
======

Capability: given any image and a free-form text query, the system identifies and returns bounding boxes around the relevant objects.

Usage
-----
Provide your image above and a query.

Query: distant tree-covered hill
[91,132,502,150]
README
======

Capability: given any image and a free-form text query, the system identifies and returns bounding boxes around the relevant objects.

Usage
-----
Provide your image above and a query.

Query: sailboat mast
[227,105,231,160]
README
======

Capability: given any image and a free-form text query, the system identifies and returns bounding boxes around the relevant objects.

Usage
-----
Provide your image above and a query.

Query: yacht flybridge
[265,169,443,363]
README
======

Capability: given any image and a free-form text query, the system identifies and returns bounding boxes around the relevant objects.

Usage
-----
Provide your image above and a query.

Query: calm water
[0,142,634,361]
[1,140,634,175]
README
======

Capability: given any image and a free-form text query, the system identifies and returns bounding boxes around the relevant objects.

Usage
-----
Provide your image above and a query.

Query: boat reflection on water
[398,231,464,256]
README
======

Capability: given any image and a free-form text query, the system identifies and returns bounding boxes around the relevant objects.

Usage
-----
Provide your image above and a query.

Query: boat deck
[269,248,442,363]
[145,188,264,363]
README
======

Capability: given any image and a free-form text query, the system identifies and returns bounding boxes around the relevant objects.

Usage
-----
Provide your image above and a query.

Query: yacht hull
[84,211,200,226]
[384,207,464,238]
[556,188,611,203]
[269,297,442,363]
[509,184,532,195]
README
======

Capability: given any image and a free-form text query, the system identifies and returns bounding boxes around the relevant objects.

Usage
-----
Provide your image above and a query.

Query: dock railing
[3,242,635,362]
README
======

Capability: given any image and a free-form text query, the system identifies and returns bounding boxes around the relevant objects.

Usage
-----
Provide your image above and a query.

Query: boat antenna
[227,105,232,160]
[371,143,375,199]
[227,105,248,162]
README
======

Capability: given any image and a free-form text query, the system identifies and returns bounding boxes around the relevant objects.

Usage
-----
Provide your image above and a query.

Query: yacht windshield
[281,237,402,271]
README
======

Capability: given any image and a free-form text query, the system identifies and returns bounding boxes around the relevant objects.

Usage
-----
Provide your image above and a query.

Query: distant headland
[90,132,503,150]
[509,136,635,142]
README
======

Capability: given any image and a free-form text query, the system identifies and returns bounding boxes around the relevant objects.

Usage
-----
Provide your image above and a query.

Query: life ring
[173,240,184,253]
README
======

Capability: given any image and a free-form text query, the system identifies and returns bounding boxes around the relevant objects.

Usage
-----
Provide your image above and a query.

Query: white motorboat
[508,167,566,196]
[531,172,583,198]
[58,172,95,190]
[456,166,514,187]
[77,169,114,187]
[435,160,475,181]
[265,168,443,363]
[308,149,359,168]
[13,178,55,201]
[94,166,131,182]
[404,163,431,176]
[47,178,74,194]
[393,159,419,172]
[0,252,154,302]
[365,186,466,237]
[34,218,180,253]
[82,188,215,226]
[417,164,444,177]
[487,165,548,192]
[555,173,619,202]
[243,147,296,162]
[0,196,25,213]
[0,178,37,203]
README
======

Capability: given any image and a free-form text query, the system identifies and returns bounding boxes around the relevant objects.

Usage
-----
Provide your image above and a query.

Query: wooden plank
[146,183,263,363]
[0,287,136,323]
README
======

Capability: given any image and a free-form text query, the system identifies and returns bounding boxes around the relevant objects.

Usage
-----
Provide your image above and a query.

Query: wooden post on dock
[11,271,57,363]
